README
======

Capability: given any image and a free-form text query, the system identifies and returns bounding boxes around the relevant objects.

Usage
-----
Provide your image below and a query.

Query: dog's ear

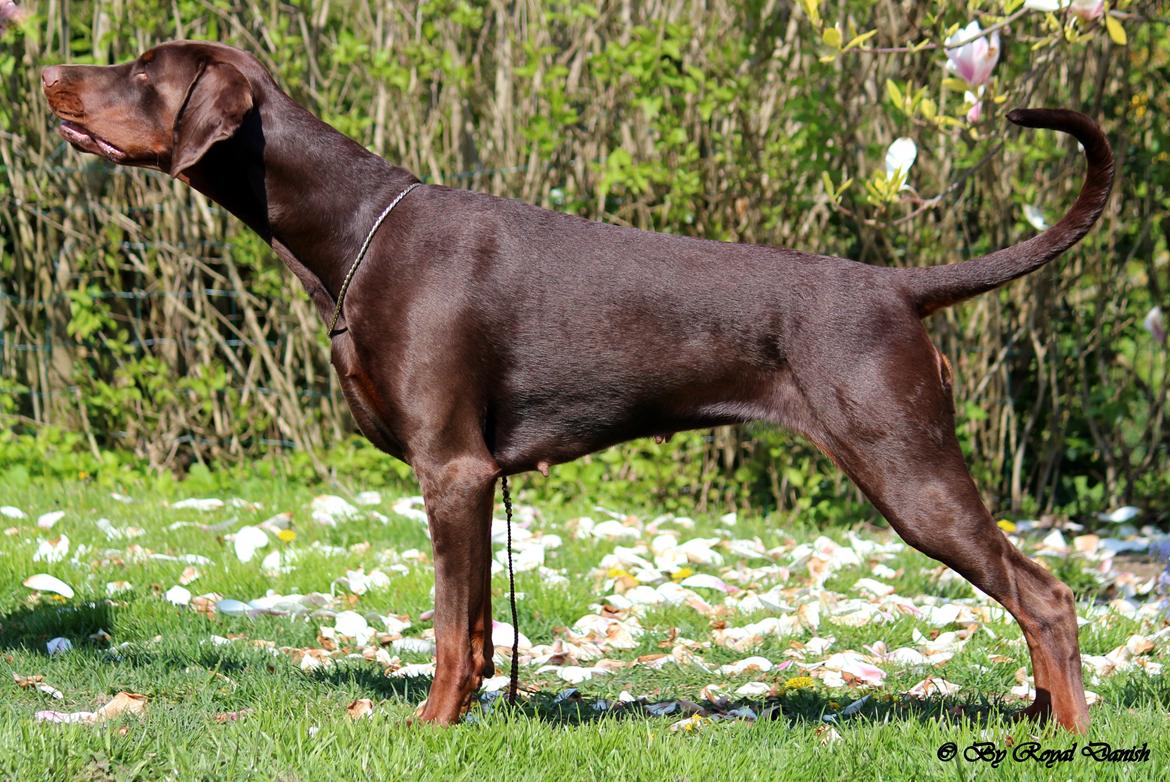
[170,61,253,176]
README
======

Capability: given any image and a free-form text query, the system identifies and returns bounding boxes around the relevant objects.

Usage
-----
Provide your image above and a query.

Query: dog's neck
[181,89,417,322]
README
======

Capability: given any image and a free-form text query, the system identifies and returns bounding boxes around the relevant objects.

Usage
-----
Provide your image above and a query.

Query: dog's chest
[330,333,406,460]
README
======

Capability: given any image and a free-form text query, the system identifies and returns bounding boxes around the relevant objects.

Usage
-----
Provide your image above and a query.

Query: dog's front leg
[412,453,498,725]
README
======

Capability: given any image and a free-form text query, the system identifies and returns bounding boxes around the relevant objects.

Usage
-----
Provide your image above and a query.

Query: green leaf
[842,29,877,51]
[885,79,903,109]
[798,0,821,27]
[822,26,842,50]
[1105,15,1127,46]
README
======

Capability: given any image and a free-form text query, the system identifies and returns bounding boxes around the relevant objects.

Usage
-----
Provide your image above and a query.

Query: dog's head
[42,41,257,176]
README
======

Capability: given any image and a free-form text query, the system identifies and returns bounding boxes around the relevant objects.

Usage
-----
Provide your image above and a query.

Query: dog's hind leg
[794,332,1089,732]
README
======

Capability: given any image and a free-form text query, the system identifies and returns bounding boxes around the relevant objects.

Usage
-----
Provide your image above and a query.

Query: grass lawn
[1,473,1167,781]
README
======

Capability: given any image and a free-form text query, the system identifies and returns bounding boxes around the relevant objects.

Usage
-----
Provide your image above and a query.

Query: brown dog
[42,40,1113,730]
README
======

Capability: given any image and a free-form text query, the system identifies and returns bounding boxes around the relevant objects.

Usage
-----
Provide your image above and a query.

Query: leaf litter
[9,491,1170,731]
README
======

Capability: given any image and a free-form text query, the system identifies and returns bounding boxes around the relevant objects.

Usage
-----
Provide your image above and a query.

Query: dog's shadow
[0,600,114,652]
[476,685,1018,729]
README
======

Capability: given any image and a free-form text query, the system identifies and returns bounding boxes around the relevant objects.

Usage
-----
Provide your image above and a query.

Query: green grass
[1,475,1168,781]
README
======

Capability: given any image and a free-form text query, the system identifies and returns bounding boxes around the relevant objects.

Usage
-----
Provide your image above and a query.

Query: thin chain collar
[327,181,423,336]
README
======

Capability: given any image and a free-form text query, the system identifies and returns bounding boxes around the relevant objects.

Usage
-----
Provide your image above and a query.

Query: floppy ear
[169,61,253,176]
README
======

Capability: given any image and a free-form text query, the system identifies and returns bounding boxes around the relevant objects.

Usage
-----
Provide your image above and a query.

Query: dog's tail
[903,109,1114,317]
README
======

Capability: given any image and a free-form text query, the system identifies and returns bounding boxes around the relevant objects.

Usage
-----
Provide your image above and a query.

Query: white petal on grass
[95,518,123,540]
[679,573,734,593]
[355,491,382,506]
[232,525,269,563]
[718,656,774,675]
[590,520,640,541]
[603,593,632,611]
[146,553,212,565]
[734,681,771,697]
[106,581,132,595]
[165,585,192,606]
[216,599,250,615]
[625,585,665,606]
[884,647,932,666]
[853,577,895,597]
[492,620,533,652]
[391,496,429,523]
[331,610,375,645]
[311,495,361,525]
[33,535,70,563]
[261,550,292,576]
[676,537,724,566]
[1,506,27,519]
[37,511,65,529]
[36,682,64,700]
[814,652,887,686]
[172,498,225,511]
[1037,529,1069,554]
[36,691,147,724]
[46,637,72,655]
[23,573,74,599]
[380,614,412,636]
[392,637,435,655]
[480,676,511,693]
[906,677,963,698]
[36,710,95,724]
[1099,506,1140,524]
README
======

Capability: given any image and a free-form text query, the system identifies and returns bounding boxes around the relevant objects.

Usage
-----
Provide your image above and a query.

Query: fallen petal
[46,637,72,656]
[233,525,269,563]
[37,511,65,530]
[165,585,192,606]
[346,698,375,720]
[23,574,74,599]
[172,498,224,511]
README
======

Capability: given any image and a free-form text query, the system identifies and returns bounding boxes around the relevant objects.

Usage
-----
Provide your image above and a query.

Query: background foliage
[1,0,1167,520]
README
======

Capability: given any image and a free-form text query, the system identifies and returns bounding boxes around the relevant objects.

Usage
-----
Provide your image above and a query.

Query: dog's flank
[42,40,1112,732]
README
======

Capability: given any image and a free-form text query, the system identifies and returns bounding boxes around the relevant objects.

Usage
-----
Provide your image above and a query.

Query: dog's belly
[490,368,779,473]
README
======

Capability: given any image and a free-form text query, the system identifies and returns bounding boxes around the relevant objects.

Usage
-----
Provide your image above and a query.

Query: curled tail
[905,109,1114,317]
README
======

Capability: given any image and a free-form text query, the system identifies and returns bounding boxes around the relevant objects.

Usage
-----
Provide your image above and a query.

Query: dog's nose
[41,66,62,89]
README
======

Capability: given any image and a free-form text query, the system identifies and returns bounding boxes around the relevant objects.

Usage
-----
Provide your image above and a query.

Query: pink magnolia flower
[964,89,984,123]
[1024,0,1104,20]
[0,1,25,35]
[1071,0,1105,20]
[945,21,1000,87]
